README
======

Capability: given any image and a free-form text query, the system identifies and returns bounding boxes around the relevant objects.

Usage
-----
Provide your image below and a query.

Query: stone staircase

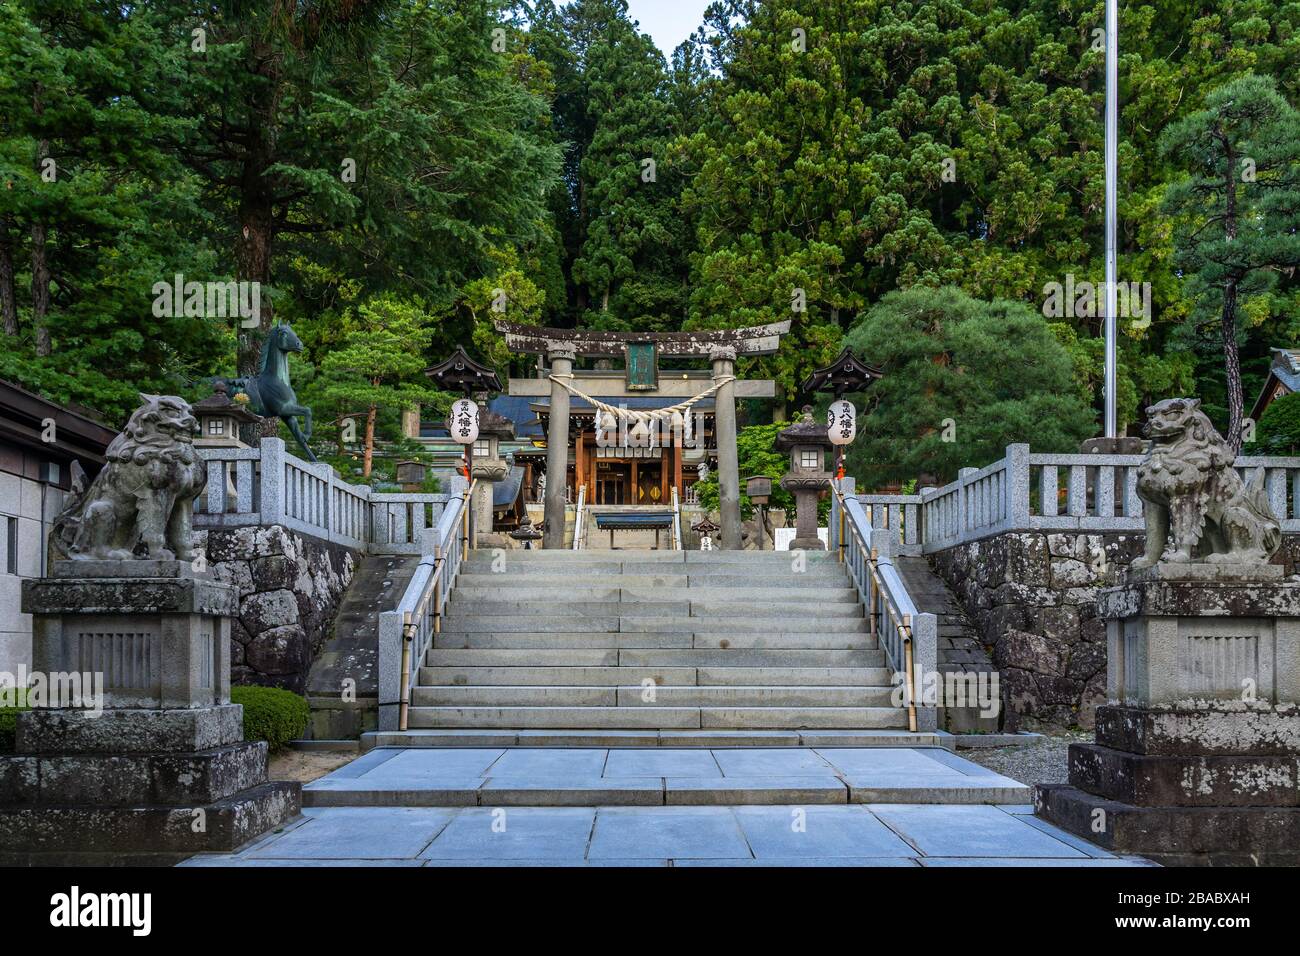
[305,554,423,739]
[894,555,999,732]
[404,550,910,737]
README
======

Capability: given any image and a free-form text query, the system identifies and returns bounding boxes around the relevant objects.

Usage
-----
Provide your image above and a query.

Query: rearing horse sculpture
[226,322,316,462]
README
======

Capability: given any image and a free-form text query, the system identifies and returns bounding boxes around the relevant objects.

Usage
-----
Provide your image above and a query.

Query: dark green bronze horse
[226,322,316,462]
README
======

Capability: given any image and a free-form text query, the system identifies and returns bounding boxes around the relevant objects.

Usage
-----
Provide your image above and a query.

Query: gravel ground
[268,749,356,783]
[957,731,1092,786]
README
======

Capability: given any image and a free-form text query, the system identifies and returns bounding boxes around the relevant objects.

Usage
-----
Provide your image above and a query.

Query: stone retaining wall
[197,526,357,694]
[930,531,1300,731]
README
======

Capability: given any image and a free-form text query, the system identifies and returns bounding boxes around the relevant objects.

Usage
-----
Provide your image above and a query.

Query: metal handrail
[832,482,926,732]
[671,486,683,550]
[396,479,476,731]
[572,484,586,550]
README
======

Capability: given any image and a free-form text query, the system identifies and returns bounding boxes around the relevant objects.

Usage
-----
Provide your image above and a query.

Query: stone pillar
[5,562,301,863]
[712,347,742,550]
[1035,564,1300,866]
[544,349,574,549]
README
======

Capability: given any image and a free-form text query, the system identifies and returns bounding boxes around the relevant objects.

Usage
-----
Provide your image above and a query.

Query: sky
[624,0,710,57]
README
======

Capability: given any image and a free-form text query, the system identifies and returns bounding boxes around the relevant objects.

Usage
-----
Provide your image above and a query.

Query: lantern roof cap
[477,405,516,439]
[690,516,720,535]
[775,406,831,451]
[426,346,503,396]
[801,347,883,396]
[193,380,262,424]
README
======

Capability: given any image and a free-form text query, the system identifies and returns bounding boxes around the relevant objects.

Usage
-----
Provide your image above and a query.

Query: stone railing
[829,478,938,732]
[194,438,450,555]
[857,444,1300,555]
[378,475,473,731]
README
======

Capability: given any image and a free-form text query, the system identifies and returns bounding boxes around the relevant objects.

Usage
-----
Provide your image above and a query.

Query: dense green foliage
[0,687,28,753]
[1,0,1297,483]
[1255,392,1300,455]
[693,422,793,518]
[231,685,310,752]
[844,286,1096,485]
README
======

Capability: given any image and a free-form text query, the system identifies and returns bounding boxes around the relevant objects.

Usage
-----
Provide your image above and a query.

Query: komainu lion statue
[1132,397,1281,569]
[51,394,206,562]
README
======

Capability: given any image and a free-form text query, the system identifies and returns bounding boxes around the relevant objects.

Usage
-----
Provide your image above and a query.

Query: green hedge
[0,688,29,754]
[231,686,309,753]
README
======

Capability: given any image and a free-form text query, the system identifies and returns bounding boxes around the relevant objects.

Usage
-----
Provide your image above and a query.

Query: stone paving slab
[300,746,1030,808]
[868,804,1099,859]
[180,804,1147,867]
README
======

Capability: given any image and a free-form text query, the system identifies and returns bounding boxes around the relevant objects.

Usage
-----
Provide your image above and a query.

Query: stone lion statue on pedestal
[1132,397,1281,568]
[51,394,206,562]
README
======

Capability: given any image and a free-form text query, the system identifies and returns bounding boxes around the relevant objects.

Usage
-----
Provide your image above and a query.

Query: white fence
[857,444,1300,555]
[193,438,451,555]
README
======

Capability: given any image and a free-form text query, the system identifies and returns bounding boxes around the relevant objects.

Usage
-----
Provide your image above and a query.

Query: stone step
[450,585,861,603]
[423,647,882,667]
[417,665,892,687]
[432,632,877,650]
[404,705,908,730]
[697,666,894,686]
[419,665,699,686]
[616,649,882,667]
[462,550,844,565]
[445,599,864,618]
[614,686,895,707]
[437,615,867,634]
[453,573,849,589]
[410,685,894,708]
[361,729,945,748]
[304,746,1029,807]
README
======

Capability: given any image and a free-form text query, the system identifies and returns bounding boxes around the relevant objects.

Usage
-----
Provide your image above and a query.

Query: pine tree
[843,286,1096,485]
[1160,74,1300,452]
[319,295,447,478]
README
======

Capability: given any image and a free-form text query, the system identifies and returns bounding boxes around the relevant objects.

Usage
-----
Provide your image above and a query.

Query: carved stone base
[0,707,300,866]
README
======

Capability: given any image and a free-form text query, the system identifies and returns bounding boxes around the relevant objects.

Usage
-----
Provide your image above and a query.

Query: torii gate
[494,320,791,550]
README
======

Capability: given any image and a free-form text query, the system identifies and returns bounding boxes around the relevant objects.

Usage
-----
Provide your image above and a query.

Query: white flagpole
[1104,0,1119,438]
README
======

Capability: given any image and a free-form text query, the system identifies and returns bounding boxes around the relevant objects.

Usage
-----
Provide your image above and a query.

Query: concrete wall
[0,471,64,676]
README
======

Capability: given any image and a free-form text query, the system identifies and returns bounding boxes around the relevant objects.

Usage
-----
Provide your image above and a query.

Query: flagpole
[1103,0,1119,438]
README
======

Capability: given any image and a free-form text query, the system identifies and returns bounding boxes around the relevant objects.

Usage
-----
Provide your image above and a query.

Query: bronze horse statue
[225,322,316,461]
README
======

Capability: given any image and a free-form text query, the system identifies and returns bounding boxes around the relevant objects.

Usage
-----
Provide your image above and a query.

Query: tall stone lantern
[426,347,510,545]
[193,381,263,512]
[470,406,515,546]
[776,406,833,550]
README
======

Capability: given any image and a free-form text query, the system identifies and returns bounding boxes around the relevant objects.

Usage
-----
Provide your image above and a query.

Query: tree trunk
[1222,278,1243,453]
[31,138,51,356]
[1222,133,1243,454]
[233,41,284,442]
[362,402,377,478]
[0,214,17,336]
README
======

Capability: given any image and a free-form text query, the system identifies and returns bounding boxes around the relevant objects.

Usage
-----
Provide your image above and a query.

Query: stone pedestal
[1035,566,1300,866]
[1,563,300,865]
[780,476,829,550]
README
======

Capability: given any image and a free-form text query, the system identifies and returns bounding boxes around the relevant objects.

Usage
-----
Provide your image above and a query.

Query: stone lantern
[193,380,262,449]
[745,475,772,550]
[470,405,514,546]
[776,406,832,550]
[193,381,262,511]
[395,460,427,492]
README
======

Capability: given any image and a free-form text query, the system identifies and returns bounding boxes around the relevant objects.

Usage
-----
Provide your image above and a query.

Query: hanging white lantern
[629,418,650,447]
[449,398,479,445]
[827,400,856,446]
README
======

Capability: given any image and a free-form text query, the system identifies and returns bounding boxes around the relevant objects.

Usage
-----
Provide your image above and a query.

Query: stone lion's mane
[1147,405,1233,478]
[106,399,198,467]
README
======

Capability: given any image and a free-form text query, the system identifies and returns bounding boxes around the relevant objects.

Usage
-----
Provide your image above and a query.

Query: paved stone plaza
[180,746,1155,866]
